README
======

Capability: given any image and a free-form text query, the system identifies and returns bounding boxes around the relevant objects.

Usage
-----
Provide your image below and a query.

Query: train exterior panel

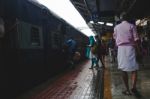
[0,0,88,98]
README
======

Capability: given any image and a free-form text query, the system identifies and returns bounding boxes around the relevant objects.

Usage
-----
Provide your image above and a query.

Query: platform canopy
[70,0,150,34]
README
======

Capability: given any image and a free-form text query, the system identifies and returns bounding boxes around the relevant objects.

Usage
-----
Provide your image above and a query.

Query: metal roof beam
[126,0,136,13]
[75,5,89,12]
[73,1,87,8]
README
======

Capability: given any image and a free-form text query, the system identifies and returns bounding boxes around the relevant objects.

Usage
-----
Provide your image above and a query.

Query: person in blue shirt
[65,37,77,69]
[66,37,77,57]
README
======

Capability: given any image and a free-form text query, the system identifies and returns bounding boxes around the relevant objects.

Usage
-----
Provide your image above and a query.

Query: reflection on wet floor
[17,56,150,99]
[17,60,104,99]
[109,56,150,99]
[69,63,104,99]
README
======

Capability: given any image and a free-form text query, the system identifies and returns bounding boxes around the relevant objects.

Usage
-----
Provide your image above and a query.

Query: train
[0,0,89,98]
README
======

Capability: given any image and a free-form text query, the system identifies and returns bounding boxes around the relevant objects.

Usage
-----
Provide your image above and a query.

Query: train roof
[28,0,84,36]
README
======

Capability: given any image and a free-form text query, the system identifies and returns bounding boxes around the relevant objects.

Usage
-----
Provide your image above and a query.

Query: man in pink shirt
[113,15,140,95]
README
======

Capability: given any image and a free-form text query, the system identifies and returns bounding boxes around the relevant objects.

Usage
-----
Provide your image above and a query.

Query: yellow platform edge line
[104,68,112,99]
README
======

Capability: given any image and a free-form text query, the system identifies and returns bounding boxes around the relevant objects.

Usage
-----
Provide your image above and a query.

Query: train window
[30,27,40,46]
[51,31,61,49]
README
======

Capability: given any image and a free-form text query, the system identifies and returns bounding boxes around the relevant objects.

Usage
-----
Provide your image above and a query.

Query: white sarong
[117,46,139,71]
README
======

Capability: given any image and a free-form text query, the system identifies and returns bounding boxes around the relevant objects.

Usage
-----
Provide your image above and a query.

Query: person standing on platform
[95,35,105,68]
[108,37,116,63]
[65,37,77,69]
[87,36,98,69]
[113,14,140,95]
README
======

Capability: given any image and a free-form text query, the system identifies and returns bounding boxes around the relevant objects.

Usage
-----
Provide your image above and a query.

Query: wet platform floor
[17,56,150,99]
[17,60,104,99]
[109,56,150,99]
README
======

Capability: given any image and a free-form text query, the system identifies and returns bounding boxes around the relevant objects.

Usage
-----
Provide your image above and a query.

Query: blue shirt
[65,39,77,54]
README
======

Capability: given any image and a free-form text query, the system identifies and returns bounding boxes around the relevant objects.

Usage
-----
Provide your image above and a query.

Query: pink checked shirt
[113,21,139,46]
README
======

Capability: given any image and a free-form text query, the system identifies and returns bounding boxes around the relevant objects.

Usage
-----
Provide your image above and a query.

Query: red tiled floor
[18,60,98,99]
[17,56,150,99]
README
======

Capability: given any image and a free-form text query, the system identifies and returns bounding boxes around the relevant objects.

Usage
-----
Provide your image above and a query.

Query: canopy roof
[70,0,150,34]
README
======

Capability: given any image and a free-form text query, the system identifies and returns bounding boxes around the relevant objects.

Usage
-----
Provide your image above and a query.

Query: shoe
[89,67,93,69]
[100,66,105,69]
[96,67,101,71]
[131,88,142,97]
[122,90,132,95]
[131,88,138,93]
[95,66,98,69]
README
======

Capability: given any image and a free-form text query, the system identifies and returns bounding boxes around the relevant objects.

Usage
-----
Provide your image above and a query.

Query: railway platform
[17,56,150,99]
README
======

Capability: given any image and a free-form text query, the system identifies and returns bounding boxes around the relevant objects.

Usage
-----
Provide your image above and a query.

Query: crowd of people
[62,14,149,96]
[86,35,106,70]
[86,14,150,96]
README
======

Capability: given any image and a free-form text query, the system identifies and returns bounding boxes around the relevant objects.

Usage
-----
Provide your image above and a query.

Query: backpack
[91,44,98,54]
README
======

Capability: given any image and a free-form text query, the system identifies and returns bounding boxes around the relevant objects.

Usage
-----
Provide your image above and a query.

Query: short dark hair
[121,14,128,21]
[120,12,131,21]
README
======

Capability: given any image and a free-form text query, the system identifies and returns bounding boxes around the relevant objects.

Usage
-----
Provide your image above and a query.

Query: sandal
[131,88,138,93]
[131,88,142,97]
[122,90,132,95]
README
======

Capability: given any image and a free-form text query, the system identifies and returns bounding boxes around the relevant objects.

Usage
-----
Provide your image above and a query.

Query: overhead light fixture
[141,20,147,26]
[98,22,104,24]
[106,23,113,26]
[89,21,94,24]
[136,19,141,25]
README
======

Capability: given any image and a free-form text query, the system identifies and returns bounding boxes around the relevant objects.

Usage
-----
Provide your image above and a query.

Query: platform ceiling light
[144,20,147,25]
[136,19,141,25]
[37,0,95,37]
[98,22,104,24]
[89,21,94,24]
[141,20,147,26]
[106,23,113,26]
